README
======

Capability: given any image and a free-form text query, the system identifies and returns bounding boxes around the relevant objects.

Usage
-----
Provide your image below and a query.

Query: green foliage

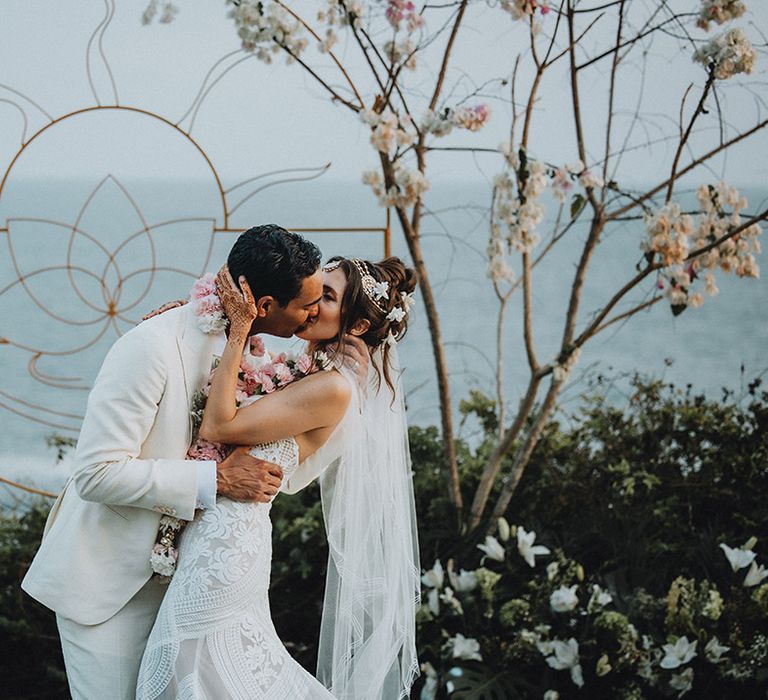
[412,376,768,699]
[5,376,767,698]
[0,503,67,698]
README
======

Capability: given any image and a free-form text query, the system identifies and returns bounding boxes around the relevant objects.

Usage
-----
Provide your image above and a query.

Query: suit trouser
[56,577,166,700]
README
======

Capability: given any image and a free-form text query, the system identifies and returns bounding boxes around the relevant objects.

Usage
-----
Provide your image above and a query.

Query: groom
[22,224,339,699]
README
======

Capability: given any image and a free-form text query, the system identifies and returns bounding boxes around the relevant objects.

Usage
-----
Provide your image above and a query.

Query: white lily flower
[447,633,482,661]
[545,638,584,688]
[550,585,579,613]
[421,559,444,589]
[477,535,505,562]
[719,542,756,572]
[661,636,697,669]
[669,667,694,697]
[386,305,406,323]
[400,290,416,311]
[448,567,478,593]
[743,560,768,587]
[704,636,730,663]
[588,584,613,611]
[371,280,390,300]
[385,330,397,346]
[517,526,551,568]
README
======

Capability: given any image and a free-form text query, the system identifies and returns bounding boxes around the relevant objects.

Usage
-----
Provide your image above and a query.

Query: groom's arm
[71,323,202,520]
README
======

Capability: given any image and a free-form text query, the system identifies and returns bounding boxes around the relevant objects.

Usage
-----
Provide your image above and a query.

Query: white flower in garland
[661,636,698,669]
[190,273,228,335]
[719,542,756,571]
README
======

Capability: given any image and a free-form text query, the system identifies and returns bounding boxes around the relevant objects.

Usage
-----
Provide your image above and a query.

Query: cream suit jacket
[21,304,328,625]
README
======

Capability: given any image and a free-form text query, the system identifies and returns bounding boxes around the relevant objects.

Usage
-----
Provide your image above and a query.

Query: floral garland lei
[150,273,331,580]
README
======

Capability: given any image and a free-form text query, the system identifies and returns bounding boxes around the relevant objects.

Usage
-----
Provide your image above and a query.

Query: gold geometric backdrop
[0,1,388,498]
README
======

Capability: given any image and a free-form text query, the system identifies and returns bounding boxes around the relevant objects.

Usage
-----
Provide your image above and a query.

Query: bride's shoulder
[299,368,352,405]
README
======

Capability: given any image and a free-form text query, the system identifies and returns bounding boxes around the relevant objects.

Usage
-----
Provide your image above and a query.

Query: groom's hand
[216,446,283,503]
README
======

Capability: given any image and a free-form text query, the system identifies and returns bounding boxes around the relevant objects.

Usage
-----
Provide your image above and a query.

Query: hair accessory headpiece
[350,259,389,314]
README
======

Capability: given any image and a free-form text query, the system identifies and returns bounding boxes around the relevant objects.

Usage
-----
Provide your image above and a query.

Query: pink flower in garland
[250,335,266,357]
[296,353,314,375]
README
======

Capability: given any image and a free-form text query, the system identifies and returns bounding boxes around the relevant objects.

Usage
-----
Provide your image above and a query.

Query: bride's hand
[216,265,257,341]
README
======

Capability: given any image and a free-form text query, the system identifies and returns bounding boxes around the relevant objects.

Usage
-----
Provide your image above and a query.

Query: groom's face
[254,269,323,337]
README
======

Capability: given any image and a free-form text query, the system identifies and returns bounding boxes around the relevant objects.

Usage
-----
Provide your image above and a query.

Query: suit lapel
[176,305,224,439]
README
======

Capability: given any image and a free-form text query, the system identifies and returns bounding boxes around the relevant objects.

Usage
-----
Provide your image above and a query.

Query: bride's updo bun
[324,256,417,393]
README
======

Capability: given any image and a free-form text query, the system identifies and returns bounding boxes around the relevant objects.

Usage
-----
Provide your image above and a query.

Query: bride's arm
[200,370,351,446]
[199,267,351,446]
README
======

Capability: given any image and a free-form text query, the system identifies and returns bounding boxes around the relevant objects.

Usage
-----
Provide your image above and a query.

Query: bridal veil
[317,347,420,699]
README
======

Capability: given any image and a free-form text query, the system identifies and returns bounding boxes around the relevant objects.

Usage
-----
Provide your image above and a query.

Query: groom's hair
[227,224,321,307]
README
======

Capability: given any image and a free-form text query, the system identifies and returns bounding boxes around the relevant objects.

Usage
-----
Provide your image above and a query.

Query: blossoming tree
[151,0,766,530]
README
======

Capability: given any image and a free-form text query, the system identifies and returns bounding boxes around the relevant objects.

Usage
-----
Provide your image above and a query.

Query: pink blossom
[250,335,266,357]
[195,294,222,317]
[187,438,227,462]
[296,353,314,375]
[259,374,277,394]
[540,3,550,14]
[260,363,276,378]
[273,363,293,384]
[271,352,287,365]
[452,104,491,132]
[190,273,217,300]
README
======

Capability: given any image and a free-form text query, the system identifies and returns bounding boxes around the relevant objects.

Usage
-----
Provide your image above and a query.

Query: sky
[1,0,767,188]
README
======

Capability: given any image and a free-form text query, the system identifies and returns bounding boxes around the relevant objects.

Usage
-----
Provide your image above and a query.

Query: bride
[136,256,420,699]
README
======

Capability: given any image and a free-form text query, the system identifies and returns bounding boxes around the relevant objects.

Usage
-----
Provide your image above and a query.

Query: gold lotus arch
[0,0,390,498]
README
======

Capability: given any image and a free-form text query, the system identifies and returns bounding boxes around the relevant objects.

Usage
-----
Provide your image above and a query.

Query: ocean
[1,177,766,496]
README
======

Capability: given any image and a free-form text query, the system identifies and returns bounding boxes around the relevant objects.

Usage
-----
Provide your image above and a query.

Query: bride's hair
[323,256,417,394]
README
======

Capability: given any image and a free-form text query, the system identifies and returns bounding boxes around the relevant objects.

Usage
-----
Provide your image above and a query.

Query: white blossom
[661,636,698,669]
[546,561,560,581]
[669,667,694,697]
[704,636,730,663]
[448,566,478,593]
[719,542,756,572]
[550,585,579,613]
[439,586,464,614]
[697,0,747,31]
[477,535,506,562]
[545,638,584,688]
[446,633,483,661]
[587,584,613,611]
[543,692,559,700]
[694,28,756,79]
[516,526,550,567]
[743,560,768,587]
[371,280,390,300]
[386,306,406,323]
[421,559,444,589]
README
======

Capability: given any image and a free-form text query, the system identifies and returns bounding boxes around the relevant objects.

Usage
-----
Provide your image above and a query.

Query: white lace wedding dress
[136,436,335,700]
